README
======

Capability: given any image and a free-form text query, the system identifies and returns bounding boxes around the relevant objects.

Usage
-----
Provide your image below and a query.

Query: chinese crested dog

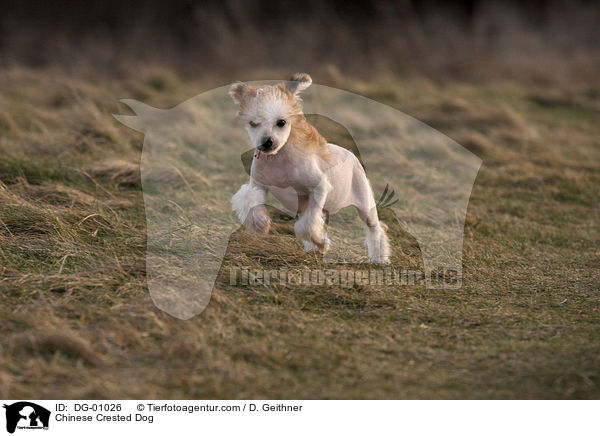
[230,73,390,264]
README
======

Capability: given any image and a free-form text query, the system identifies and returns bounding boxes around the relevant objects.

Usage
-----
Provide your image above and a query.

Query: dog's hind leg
[354,188,390,265]
[364,219,390,264]
[231,182,271,234]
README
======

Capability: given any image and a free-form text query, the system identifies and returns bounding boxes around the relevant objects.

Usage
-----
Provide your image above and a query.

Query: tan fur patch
[237,84,301,119]
[287,114,332,161]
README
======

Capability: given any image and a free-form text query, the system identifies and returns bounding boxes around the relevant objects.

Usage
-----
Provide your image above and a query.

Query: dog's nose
[261,137,273,149]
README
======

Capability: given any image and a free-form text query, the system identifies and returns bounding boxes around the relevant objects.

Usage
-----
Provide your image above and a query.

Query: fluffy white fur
[294,205,330,252]
[366,223,390,264]
[231,182,271,233]
[230,73,390,264]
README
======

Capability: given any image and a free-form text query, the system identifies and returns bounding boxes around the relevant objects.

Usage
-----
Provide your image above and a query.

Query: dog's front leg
[231,182,271,234]
[295,179,331,252]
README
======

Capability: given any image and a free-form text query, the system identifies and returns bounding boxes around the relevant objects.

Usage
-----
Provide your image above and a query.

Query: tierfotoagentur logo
[3,402,50,434]
[228,267,449,288]
[115,77,481,320]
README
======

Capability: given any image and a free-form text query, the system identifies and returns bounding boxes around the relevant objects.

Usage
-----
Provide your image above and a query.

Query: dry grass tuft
[88,159,140,187]
[6,331,107,367]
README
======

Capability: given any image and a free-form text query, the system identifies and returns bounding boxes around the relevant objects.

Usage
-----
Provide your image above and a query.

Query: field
[0,65,599,399]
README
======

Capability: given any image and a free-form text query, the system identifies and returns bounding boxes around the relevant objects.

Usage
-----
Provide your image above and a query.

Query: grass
[0,65,599,399]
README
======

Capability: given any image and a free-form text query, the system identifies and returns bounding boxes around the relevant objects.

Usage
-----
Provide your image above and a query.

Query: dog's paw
[304,237,329,254]
[255,217,271,234]
[369,254,390,265]
[245,205,271,234]
[315,236,330,254]
[296,213,326,241]
[303,240,316,252]
[366,224,391,265]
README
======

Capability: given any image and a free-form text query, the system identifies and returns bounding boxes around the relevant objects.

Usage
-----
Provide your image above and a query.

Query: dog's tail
[376,183,399,211]
[376,184,395,234]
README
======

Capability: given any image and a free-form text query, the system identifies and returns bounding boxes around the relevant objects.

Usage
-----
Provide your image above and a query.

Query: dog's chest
[251,152,316,192]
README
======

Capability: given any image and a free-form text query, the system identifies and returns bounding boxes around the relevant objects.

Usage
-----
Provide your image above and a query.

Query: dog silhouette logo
[114,78,481,319]
[3,402,50,434]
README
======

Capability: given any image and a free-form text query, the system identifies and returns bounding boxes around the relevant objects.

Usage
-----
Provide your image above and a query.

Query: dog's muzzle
[258,137,275,152]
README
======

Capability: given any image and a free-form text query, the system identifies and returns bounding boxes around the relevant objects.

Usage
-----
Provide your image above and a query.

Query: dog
[229,73,390,264]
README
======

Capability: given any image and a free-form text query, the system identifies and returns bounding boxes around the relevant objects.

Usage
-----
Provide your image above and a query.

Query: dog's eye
[249,121,259,128]
[276,119,286,128]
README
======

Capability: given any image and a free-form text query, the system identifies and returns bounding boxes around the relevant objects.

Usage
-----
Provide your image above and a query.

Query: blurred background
[1,0,599,84]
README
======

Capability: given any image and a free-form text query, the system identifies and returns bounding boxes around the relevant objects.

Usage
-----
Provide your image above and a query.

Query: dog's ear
[286,73,312,96]
[229,81,247,104]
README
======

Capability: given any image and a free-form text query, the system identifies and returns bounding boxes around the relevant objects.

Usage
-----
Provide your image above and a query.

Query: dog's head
[229,73,312,155]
